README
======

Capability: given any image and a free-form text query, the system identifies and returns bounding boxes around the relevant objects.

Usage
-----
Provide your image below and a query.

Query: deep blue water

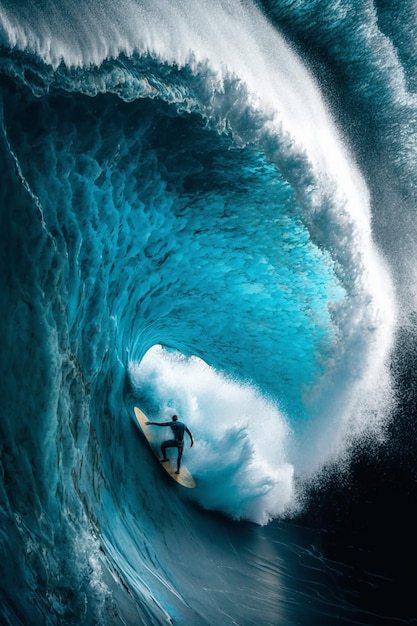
[1,1,416,624]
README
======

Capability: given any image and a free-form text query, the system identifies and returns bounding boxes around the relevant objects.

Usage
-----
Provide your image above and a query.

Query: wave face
[1,0,415,623]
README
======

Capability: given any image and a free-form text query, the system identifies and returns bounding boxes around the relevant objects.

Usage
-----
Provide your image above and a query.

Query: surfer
[146,415,194,474]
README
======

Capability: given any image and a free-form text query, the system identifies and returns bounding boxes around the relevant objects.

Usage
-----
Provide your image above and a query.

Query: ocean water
[0,0,416,624]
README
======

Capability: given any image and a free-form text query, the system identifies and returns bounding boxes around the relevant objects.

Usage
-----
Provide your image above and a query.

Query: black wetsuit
[161,420,186,452]
[160,420,192,471]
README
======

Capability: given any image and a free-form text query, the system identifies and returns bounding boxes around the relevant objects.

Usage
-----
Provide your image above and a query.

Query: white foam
[129,345,295,524]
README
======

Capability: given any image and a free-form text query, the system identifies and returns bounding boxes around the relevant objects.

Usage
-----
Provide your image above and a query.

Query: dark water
[1,0,416,624]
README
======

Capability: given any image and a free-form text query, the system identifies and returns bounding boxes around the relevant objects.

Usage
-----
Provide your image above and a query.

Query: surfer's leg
[176,443,184,474]
[161,440,175,461]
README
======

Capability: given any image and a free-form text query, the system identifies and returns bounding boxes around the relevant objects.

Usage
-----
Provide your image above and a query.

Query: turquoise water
[1,0,415,623]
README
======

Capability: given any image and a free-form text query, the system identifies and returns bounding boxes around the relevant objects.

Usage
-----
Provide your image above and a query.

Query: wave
[2,36,396,463]
[1,0,413,623]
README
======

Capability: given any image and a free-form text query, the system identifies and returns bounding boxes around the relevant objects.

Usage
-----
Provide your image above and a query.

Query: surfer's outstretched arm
[146,421,170,427]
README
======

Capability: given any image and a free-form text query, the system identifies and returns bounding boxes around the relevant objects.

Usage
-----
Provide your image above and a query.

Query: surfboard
[133,406,196,489]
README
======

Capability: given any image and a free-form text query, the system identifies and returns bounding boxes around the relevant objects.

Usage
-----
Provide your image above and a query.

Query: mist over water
[1,0,415,624]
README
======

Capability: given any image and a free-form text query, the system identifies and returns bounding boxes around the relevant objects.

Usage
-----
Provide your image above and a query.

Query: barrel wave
[1,1,416,625]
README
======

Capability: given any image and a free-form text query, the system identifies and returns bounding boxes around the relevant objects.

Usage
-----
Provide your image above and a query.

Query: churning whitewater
[1,0,416,624]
